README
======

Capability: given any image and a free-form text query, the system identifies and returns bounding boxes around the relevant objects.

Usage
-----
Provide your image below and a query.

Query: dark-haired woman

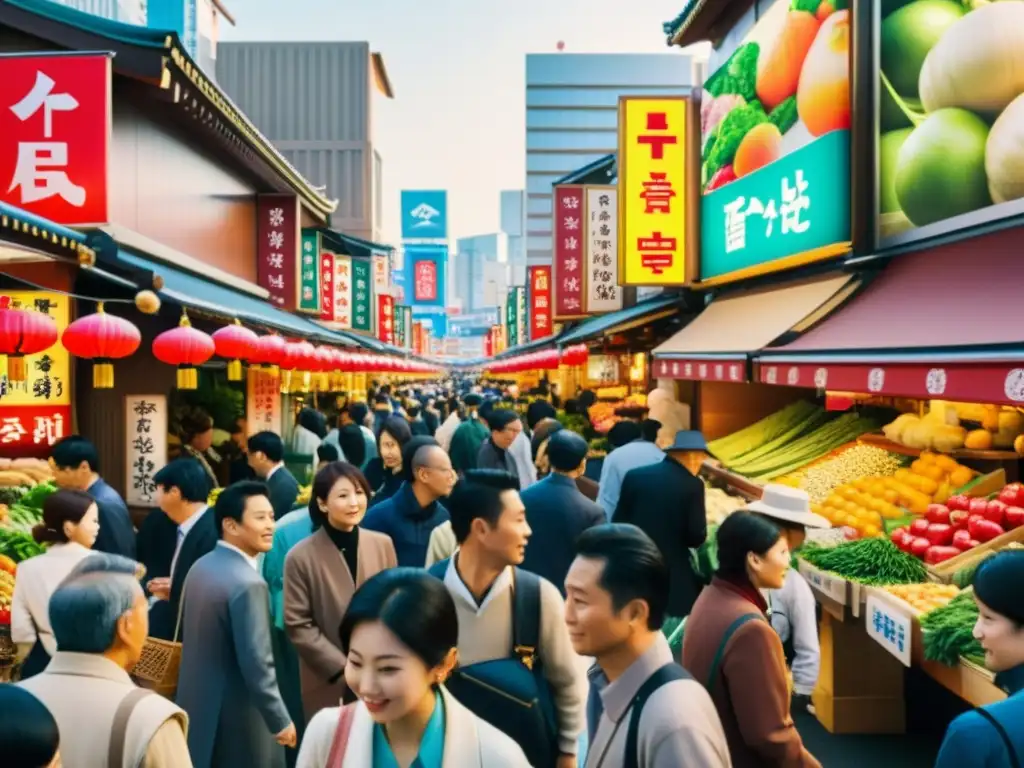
[935,550,1024,767]
[365,416,413,508]
[0,684,60,767]
[11,489,98,678]
[180,408,221,489]
[295,568,530,767]
[682,511,820,768]
[284,462,397,721]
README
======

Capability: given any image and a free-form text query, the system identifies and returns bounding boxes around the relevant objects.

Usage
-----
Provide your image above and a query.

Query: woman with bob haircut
[683,511,820,767]
[284,461,397,721]
[365,416,413,507]
[11,489,99,678]
[296,568,530,768]
[935,550,1024,767]
[0,684,60,767]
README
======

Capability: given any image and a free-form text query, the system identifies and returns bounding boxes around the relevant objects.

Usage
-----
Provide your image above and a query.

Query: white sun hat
[747,484,831,529]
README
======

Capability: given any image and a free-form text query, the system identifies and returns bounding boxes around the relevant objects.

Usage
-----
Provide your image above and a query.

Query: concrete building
[524,52,700,266]
[48,0,146,25]
[500,189,527,285]
[454,233,509,313]
[217,42,394,243]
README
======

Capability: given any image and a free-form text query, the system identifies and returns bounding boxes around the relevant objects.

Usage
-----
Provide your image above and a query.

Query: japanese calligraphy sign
[320,251,335,322]
[866,593,912,667]
[124,395,167,508]
[333,254,352,329]
[516,286,527,344]
[257,195,299,309]
[527,266,552,341]
[377,294,395,345]
[298,232,321,314]
[700,2,850,284]
[0,53,111,226]
[372,255,390,297]
[413,259,438,303]
[394,305,407,348]
[553,185,586,319]
[506,287,519,348]
[0,405,69,458]
[584,186,623,313]
[246,369,282,437]
[0,292,70,407]
[351,258,373,333]
[619,96,693,286]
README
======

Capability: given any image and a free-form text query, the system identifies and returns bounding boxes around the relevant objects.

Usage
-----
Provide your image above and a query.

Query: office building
[454,233,509,313]
[49,0,145,24]
[217,42,394,243]
[500,189,527,285]
[524,52,699,265]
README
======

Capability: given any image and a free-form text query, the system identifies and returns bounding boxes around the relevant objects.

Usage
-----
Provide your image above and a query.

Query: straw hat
[747,484,831,529]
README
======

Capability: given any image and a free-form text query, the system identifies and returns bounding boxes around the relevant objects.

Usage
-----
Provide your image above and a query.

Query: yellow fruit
[863,524,881,538]
[950,467,973,489]
[936,455,958,472]
[965,430,994,450]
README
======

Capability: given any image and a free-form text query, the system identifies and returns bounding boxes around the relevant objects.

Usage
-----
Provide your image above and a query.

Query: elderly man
[18,553,192,768]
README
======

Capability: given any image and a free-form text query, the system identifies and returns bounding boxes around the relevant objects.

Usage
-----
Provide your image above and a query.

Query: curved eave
[664,0,754,48]
[0,201,95,262]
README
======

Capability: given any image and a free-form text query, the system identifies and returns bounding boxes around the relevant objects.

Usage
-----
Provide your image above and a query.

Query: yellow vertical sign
[0,292,71,406]
[618,96,690,286]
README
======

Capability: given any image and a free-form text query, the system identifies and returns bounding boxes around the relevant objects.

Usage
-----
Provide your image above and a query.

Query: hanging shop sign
[377,294,395,345]
[124,395,167,508]
[0,291,71,457]
[699,4,851,285]
[484,327,494,357]
[553,185,587,319]
[516,285,527,344]
[584,186,622,313]
[414,258,438,302]
[247,368,282,436]
[412,321,425,355]
[351,258,373,333]
[257,194,299,309]
[619,96,693,287]
[372,254,390,296]
[320,251,335,322]
[527,266,552,341]
[877,2,1024,247]
[0,53,112,226]
[333,254,353,329]
[298,231,321,314]
[402,306,413,350]
[653,357,746,383]
[394,304,408,348]
[505,288,519,348]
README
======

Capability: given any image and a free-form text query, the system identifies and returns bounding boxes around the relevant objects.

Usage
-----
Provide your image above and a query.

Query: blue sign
[413,308,448,339]
[149,0,199,60]
[401,190,448,240]
[449,308,499,338]
[404,244,448,310]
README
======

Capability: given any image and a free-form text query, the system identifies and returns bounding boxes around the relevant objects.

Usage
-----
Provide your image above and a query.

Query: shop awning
[755,231,1024,405]
[652,273,858,383]
[116,250,355,344]
[0,201,95,264]
[557,294,681,346]
[317,229,394,259]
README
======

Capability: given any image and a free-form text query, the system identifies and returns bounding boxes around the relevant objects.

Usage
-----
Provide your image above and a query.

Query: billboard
[404,244,448,309]
[619,96,692,286]
[699,1,851,284]
[449,308,500,338]
[413,309,448,339]
[877,2,1024,247]
[401,190,448,240]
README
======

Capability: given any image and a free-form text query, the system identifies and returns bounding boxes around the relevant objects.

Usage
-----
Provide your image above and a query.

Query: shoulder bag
[326,704,357,768]
[429,560,558,768]
[706,612,765,691]
[107,688,155,768]
[132,586,186,699]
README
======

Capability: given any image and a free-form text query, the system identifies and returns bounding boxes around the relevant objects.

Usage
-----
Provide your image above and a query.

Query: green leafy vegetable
[799,538,928,585]
[790,0,824,12]
[704,42,760,102]
[703,102,768,185]
[920,591,984,666]
[19,482,57,511]
[769,96,799,135]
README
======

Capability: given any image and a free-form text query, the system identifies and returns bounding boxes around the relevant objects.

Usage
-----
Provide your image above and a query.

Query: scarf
[716,574,769,614]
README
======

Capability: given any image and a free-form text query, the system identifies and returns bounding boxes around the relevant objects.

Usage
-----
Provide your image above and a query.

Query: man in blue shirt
[597,419,664,519]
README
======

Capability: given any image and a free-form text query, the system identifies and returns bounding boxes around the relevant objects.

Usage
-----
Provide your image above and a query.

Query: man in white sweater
[436,468,584,768]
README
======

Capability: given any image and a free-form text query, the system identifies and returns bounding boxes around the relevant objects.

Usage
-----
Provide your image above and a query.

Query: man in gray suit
[177,481,296,768]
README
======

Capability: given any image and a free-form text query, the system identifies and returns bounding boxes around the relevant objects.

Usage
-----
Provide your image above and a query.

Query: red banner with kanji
[257,195,298,309]
[528,265,553,340]
[377,294,395,345]
[320,251,335,322]
[553,185,586,319]
[0,53,112,226]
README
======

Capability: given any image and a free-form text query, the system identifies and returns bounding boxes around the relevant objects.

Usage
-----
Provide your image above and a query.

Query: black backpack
[428,558,558,767]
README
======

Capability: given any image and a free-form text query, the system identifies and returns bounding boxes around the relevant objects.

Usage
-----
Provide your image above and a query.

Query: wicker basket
[133,636,182,699]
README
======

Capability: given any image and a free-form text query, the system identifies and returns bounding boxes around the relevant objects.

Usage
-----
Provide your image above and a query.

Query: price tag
[865,594,912,667]
[797,561,848,605]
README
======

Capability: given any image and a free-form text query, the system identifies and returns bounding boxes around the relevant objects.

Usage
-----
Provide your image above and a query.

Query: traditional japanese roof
[663,0,754,48]
[0,0,337,218]
[0,200,95,263]
[554,155,617,187]
[316,228,395,260]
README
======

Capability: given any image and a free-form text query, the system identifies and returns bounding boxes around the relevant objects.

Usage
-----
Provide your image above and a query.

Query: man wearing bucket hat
[747,484,831,713]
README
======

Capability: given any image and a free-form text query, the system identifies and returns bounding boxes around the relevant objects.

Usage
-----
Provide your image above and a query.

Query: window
[527,196,551,216]
[527,130,618,152]
[526,108,618,131]
[526,174,562,195]
[526,153,610,174]
[526,235,552,252]
[526,86,688,109]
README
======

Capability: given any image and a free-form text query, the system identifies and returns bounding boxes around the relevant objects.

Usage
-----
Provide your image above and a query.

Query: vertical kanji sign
[247,369,281,436]
[0,53,112,225]
[414,259,438,302]
[484,327,494,357]
[553,185,586,319]
[298,232,321,313]
[320,251,335,322]
[377,294,395,345]
[506,288,519,348]
[527,266,552,341]
[394,304,407,348]
[351,259,373,333]
[333,255,352,328]
[618,96,691,286]
[124,395,167,508]
[257,195,299,308]
[585,186,623,312]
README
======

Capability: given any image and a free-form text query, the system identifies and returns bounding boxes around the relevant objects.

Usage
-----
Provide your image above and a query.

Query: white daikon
[985,92,1024,203]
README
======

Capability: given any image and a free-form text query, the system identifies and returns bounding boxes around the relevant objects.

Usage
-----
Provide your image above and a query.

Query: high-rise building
[48,0,146,24]
[500,189,527,285]
[524,53,699,266]
[217,42,394,243]
[454,233,509,313]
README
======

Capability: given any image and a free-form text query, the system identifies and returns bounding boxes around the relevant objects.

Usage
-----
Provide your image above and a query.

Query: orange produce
[796,10,851,137]
[755,10,820,112]
[733,123,783,178]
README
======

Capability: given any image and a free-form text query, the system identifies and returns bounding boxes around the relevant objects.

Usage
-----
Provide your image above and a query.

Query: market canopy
[652,273,858,383]
[115,249,356,344]
[557,293,681,346]
[316,228,394,260]
[754,230,1024,405]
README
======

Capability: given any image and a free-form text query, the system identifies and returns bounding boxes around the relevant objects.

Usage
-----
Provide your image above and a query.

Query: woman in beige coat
[284,461,397,721]
[296,568,530,768]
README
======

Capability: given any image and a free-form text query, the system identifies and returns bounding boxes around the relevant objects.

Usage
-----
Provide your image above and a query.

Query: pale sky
[220,0,704,244]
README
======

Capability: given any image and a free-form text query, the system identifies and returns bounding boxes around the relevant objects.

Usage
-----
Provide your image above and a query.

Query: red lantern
[153,313,215,390]
[61,302,141,389]
[212,320,258,382]
[0,296,58,382]
[252,334,287,375]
